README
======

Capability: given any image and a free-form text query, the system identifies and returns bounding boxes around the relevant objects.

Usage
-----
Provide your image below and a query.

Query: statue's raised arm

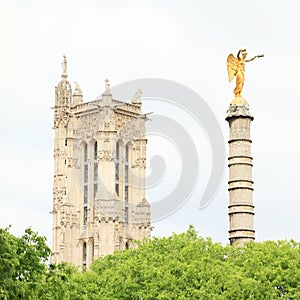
[245,54,264,62]
[227,49,264,100]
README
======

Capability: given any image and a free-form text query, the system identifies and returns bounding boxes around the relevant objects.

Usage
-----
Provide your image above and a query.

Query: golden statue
[227,49,264,101]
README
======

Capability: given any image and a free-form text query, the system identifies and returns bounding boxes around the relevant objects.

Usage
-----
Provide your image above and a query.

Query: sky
[1,0,300,247]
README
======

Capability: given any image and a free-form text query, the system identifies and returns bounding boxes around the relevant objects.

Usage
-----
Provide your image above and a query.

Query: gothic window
[94,142,98,199]
[83,207,87,225]
[84,165,88,185]
[83,143,88,225]
[84,186,88,204]
[115,141,120,196]
[84,143,88,163]
[94,182,98,199]
[84,144,88,183]
[83,242,87,267]
[94,142,97,160]
[125,203,129,227]
[125,186,128,202]
[125,143,129,227]
[125,165,128,183]
[116,141,120,160]
[125,143,129,161]
[91,241,94,261]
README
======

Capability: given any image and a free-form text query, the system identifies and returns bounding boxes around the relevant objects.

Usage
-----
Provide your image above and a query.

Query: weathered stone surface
[225,99,253,120]
[226,101,255,246]
[51,57,151,269]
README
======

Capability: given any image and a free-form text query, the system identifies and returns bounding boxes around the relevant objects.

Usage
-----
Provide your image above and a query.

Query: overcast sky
[1,0,300,247]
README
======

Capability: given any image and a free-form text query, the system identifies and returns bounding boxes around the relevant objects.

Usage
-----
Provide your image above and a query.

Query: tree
[69,226,300,299]
[0,227,50,300]
[2,226,300,299]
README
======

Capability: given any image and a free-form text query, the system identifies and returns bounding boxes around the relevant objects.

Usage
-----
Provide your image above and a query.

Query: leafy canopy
[1,226,300,299]
[68,226,300,299]
[0,227,50,300]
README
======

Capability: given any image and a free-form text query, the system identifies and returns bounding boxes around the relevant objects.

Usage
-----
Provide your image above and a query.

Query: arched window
[83,242,87,266]
[125,144,129,227]
[83,143,88,226]
[115,141,120,196]
[125,241,129,250]
[83,206,87,226]
[94,142,98,199]
[91,240,94,261]
[84,143,88,163]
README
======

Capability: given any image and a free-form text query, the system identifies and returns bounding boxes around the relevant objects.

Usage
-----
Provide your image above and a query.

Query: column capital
[225,102,253,121]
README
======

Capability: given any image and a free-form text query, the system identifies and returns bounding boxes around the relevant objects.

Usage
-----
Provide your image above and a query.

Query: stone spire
[55,55,72,107]
[132,88,142,105]
[73,81,83,105]
[226,100,255,246]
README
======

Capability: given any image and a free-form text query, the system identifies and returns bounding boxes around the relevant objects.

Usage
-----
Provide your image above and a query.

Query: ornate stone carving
[117,117,145,141]
[52,58,151,268]
[225,103,253,120]
[76,113,101,139]
[98,150,114,161]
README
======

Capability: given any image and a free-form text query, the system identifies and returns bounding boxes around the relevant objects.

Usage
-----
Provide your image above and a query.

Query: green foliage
[0,227,50,300]
[35,263,77,300]
[71,226,300,299]
[66,226,300,299]
[1,225,300,299]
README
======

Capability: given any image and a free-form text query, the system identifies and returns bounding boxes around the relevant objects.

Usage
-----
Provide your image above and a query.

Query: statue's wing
[227,54,238,82]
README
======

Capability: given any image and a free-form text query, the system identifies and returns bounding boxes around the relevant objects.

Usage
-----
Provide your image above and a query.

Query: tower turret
[51,56,76,264]
[55,55,72,108]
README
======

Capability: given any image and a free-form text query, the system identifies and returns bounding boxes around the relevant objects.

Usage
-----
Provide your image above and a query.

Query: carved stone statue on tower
[62,55,68,77]
[104,79,110,94]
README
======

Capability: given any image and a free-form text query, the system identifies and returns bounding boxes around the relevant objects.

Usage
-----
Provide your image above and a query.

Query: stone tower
[225,98,254,246]
[51,56,151,268]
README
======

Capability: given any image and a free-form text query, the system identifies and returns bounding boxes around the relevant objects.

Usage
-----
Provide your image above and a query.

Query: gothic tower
[51,56,151,268]
[225,98,255,246]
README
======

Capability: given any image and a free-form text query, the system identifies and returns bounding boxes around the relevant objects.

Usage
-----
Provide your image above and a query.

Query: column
[226,102,255,246]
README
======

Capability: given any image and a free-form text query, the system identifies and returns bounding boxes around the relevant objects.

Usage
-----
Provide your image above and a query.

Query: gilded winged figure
[227,49,264,98]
